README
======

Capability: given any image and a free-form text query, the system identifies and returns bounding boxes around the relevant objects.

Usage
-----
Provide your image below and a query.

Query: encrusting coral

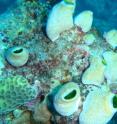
[13,109,24,118]
[12,110,31,124]
[33,97,52,124]
[0,75,38,115]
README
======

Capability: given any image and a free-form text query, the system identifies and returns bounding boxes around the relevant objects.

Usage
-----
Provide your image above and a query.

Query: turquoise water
[0,0,16,14]
[1,0,116,32]
[75,0,117,33]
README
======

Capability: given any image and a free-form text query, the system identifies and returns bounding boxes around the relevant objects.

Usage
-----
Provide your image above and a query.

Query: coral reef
[12,110,31,124]
[83,33,96,45]
[0,0,116,123]
[33,98,52,123]
[13,109,24,118]
[0,75,38,115]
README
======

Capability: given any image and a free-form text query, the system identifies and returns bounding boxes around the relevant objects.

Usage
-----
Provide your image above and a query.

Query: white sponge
[46,0,76,41]
[74,10,93,32]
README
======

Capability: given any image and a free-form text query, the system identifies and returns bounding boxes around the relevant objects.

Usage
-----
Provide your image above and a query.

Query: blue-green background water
[0,0,16,14]
[75,0,117,33]
[0,0,117,33]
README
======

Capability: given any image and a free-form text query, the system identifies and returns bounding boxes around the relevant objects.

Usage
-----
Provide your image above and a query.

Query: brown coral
[12,111,31,124]
[33,98,52,124]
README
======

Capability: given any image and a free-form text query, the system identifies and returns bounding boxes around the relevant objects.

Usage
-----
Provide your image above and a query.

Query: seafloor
[0,0,117,124]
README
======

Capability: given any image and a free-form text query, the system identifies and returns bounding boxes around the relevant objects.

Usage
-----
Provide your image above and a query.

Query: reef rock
[12,111,31,124]
[83,33,96,45]
[33,98,52,123]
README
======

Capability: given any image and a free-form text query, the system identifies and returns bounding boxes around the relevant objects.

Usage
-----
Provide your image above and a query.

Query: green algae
[64,90,77,99]
[113,95,117,108]
[0,75,38,114]
[102,58,107,65]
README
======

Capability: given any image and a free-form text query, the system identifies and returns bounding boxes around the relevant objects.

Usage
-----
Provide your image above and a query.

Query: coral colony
[0,0,117,123]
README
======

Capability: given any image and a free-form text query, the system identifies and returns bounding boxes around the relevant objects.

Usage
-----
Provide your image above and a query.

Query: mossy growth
[64,90,76,99]
[113,95,117,108]
[102,58,107,65]
[0,75,38,114]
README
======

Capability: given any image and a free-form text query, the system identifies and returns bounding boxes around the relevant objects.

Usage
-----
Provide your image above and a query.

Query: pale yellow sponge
[79,87,117,124]
[83,33,96,45]
[46,0,76,41]
[103,29,117,49]
[82,55,105,86]
[5,46,29,67]
[74,10,93,32]
[103,51,117,83]
[54,82,81,116]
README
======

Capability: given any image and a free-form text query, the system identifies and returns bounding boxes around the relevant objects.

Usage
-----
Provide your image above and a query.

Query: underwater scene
[0,0,117,123]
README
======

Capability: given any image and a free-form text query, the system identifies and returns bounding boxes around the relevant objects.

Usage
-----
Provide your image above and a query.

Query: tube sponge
[79,87,117,124]
[53,82,81,116]
[82,55,105,86]
[74,10,93,32]
[5,46,29,67]
[46,0,76,41]
[103,29,117,49]
[103,51,117,83]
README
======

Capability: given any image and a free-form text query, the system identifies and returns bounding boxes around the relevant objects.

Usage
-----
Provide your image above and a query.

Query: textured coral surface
[0,75,37,115]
